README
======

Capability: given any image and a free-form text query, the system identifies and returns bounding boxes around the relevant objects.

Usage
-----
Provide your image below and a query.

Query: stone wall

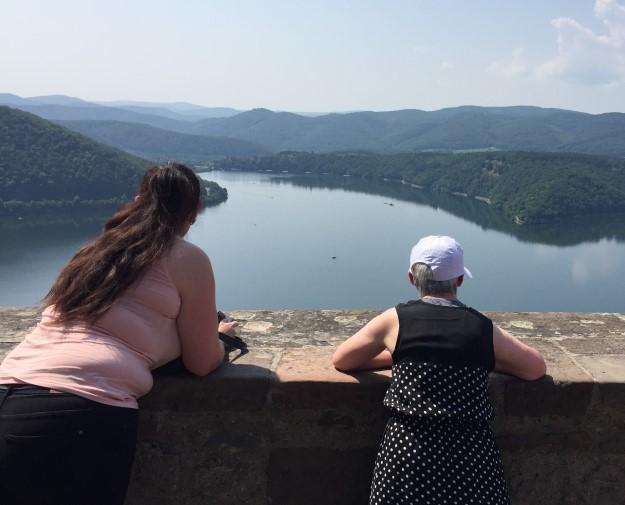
[1,308,624,505]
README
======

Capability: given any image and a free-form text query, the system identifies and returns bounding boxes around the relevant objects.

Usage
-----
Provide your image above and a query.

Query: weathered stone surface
[575,354,625,383]
[1,308,624,505]
[273,347,390,411]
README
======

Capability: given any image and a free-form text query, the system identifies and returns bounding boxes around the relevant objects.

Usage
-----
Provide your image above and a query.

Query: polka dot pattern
[384,361,494,424]
[370,360,510,505]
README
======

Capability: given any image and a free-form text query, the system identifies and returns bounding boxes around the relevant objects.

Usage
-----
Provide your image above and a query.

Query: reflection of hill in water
[0,214,106,257]
[272,175,625,247]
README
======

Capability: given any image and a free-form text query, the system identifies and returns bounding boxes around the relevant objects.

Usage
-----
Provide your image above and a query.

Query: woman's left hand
[218,320,239,337]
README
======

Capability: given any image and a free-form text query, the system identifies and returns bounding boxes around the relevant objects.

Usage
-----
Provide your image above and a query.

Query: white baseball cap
[408,235,473,281]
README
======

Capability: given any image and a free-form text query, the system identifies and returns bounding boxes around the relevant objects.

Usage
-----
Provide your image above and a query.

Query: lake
[1,170,624,312]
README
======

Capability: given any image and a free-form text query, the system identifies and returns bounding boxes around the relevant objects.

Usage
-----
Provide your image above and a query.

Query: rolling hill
[5,94,625,156]
[0,94,240,129]
[57,120,269,160]
[0,106,228,213]
[195,106,625,155]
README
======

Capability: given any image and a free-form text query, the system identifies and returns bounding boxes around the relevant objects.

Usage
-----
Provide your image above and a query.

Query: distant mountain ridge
[97,101,241,120]
[4,93,625,156]
[0,94,241,123]
[57,120,269,160]
[191,106,625,155]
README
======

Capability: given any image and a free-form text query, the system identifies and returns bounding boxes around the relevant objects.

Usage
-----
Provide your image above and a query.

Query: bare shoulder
[355,307,399,343]
[368,307,399,333]
[168,238,209,263]
[166,238,213,286]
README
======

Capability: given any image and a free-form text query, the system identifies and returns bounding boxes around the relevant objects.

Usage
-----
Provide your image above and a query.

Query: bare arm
[331,308,398,371]
[168,241,237,376]
[493,324,546,380]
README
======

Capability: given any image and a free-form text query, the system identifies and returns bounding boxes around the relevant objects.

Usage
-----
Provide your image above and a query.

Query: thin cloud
[538,0,625,85]
[440,60,454,71]
[571,238,621,285]
[489,48,529,78]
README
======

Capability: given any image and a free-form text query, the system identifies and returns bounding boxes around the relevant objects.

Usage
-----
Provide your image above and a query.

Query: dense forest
[273,174,625,246]
[0,106,227,214]
[200,180,228,207]
[215,151,625,224]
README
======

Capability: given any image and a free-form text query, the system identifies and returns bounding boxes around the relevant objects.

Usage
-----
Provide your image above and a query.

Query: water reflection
[2,172,625,311]
[570,239,622,285]
[0,214,107,306]
[270,174,625,247]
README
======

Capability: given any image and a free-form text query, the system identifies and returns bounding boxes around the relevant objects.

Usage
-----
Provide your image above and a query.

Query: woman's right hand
[218,320,239,337]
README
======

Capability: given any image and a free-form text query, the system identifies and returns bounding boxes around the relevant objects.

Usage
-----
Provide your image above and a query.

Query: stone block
[504,340,594,417]
[267,448,376,505]
[140,349,276,412]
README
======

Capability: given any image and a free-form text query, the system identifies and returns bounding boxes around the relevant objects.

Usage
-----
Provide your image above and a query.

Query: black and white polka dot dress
[370,298,511,505]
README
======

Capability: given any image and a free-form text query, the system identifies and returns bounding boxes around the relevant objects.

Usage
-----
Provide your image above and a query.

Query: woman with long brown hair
[0,163,237,505]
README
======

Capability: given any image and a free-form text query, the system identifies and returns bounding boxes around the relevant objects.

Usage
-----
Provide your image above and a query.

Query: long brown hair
[45,163,201,323]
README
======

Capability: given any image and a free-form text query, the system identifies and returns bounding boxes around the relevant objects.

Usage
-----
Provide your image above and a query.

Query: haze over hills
[4,94,625,156]
[0,94,241,129]
[0,100,196,133]
[57,120,269,160]
[97,101,241,120]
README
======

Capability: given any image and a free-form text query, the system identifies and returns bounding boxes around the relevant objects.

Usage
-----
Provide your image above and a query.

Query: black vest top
[384,300,495,425]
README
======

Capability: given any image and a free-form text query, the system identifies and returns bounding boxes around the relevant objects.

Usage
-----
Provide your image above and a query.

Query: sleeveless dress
[369,298,511,505]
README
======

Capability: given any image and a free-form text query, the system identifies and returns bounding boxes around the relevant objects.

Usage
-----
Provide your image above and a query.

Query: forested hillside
[0,106,227,214]
[194,106,625,155]
[215,151,625,224]
[57,120,268,160]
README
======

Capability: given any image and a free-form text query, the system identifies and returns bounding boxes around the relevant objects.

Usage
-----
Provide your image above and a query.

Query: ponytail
[45,163,201,323]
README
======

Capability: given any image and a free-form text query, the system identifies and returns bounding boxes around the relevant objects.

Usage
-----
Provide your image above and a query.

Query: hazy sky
[2,0,625,113]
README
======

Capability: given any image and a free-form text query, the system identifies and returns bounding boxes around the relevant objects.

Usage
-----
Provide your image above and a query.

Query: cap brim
[464,266,473,279]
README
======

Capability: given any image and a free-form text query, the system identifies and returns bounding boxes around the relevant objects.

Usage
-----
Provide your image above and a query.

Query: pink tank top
[0,255,181,409]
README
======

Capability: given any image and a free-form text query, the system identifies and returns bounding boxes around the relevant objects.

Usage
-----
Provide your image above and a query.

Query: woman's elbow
[184,351,225,377]
[331,354,345,371]
[331,350,353,372]
[520,353,547,381]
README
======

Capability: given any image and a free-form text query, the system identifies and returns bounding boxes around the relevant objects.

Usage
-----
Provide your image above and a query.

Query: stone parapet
[1,308,624,505]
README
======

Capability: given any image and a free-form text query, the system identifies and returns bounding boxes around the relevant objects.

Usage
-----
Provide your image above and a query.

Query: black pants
[0,384,139,505]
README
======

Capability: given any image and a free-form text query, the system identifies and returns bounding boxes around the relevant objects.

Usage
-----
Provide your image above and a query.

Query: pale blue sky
[2,0,625,112]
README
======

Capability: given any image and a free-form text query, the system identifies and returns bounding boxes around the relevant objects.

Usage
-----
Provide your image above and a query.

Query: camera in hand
[217,311,247,354]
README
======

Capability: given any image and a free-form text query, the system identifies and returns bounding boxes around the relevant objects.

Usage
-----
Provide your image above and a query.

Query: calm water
[1,170,624,312]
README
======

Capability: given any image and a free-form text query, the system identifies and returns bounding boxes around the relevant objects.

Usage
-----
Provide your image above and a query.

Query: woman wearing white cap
[332,235,546,505]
